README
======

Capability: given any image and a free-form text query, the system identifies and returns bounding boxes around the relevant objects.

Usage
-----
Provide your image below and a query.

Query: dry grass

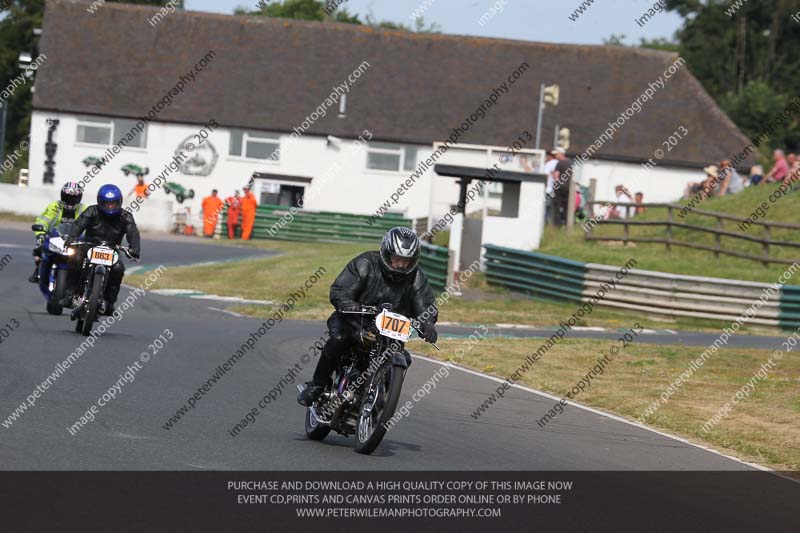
[411,336,800,470]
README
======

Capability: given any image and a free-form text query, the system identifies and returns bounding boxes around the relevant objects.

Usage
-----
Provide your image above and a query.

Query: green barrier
[243,204,410,244]
[419,242,449,292]
[483,244,587,303]
[779,285,800,329]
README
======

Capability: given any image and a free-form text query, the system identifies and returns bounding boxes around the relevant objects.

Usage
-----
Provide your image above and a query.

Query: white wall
[575,159,701,204]
[25,111,461,223]
[0,182,173,232]
[482,181,546,251]
[23,111,705,234]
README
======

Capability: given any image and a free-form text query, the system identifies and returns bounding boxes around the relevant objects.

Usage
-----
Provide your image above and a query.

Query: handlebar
[66,242,138,261]
[340,306,440,350]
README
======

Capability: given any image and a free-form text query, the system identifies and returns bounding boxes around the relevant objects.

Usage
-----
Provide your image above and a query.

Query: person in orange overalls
[240,186,258,240]
[201,189,224,238]
[225,190,241,239]
[127,176,149,200]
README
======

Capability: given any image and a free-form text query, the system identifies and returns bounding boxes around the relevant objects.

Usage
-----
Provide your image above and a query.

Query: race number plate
[89,246,115,266]
[375,310,412,342]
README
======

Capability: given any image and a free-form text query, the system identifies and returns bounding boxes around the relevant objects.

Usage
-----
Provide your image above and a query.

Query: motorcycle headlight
[66,248,76,256]
[48,242,63,253]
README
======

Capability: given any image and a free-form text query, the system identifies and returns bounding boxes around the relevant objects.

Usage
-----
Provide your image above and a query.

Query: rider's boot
[28,266,39,284]
[104,283,121,316]
[297,381,326,407]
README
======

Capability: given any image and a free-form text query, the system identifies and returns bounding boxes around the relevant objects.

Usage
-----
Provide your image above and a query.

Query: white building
[16,0,753,240]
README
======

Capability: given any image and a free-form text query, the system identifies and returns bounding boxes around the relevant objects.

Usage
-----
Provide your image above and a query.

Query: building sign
[175,136,218,176]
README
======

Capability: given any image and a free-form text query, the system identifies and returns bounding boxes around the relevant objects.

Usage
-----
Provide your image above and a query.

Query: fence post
[714,216,722,257]
[623,218,629,245]
[666,205,673,252]
[763,224,771,267]
[567,178,576,234]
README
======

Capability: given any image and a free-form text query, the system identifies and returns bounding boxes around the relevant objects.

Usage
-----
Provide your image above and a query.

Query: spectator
[749,165,764,186]
[607,185,633,219]
[634,192,645,215]
[684,165,720,199]
[241,186,258,240]
[127,176,149,200]
[719,160,744,195]
[551,148,572,227]
[225,190,242,239]
[544,150,558,224]
[766,149,789,183]
[201,189,224,238]
[789,153,799,177]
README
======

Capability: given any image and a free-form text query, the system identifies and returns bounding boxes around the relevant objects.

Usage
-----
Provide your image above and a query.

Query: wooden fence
[584,202,800,266]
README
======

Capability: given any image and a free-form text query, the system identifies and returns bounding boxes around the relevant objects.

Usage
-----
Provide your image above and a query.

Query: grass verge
[544,184,800,284]
[127,239,776,333]
[0,211,33,223]
[410,335,800,471]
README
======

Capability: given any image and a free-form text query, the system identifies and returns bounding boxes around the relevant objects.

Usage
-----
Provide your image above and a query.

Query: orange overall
[201,195,224,237]
[240,191,258,240]
[225,196,241,239]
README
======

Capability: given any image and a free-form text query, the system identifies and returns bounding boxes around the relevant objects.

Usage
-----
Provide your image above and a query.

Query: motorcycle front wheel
[47,269,69,316]
[304,405,331,441]
[81,272,104,337]
[354,363,404,455]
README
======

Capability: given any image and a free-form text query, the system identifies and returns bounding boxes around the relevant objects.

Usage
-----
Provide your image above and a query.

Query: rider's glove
[338,302,361,313]
[129,249,141,260]
[417,321,438,344]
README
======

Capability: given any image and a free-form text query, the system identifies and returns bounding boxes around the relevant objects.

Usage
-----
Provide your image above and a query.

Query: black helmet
[60,181,83,210]
[379,227,420,283]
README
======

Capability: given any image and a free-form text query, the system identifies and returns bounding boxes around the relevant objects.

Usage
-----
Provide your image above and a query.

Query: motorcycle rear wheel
[354,363,404,455]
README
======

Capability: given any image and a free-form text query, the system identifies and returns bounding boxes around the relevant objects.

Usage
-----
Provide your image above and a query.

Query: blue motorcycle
[31,222,79,316]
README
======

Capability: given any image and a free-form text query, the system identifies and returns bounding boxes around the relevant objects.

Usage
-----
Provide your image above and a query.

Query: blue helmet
[97,184,123,216]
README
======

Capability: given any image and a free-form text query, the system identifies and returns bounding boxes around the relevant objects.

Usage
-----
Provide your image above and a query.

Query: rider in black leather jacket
[67,185,141,315]
[298,227,438,406]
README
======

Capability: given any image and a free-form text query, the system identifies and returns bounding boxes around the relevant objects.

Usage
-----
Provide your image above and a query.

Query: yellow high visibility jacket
[33,201,88,236]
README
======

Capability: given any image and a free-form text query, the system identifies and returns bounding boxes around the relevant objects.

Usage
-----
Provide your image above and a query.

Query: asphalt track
[0,223,788,471]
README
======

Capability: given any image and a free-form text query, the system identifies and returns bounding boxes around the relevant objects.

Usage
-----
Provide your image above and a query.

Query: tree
[0,0,170,167]
[638,37,680,53]
[235,0,440,32]
[662,0,800,150]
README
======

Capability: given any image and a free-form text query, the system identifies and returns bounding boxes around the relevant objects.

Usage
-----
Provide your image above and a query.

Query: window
[76,118,112,145]
[366,143,418,172]
[229,130,280,161]
[115,119,147,148]
[76,116,147,148]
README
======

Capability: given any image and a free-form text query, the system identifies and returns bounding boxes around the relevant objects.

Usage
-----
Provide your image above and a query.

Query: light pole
[0,97,6,165]
[535,83,559,149]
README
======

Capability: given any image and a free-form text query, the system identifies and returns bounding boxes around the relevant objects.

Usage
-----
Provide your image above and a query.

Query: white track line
[409,352,776,474]
[207,306,244,318]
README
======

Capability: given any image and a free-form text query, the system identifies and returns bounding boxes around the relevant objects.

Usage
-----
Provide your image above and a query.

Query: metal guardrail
[484,244,800,328]
[584,202,800,266]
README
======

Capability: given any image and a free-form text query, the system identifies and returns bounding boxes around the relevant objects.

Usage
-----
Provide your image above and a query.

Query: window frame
[74,116,147,149]
[366,143,418,174]
[228,130,281,163]
[75,117,113,146]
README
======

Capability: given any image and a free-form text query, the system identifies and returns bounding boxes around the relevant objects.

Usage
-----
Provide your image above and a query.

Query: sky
[183,0,684,46]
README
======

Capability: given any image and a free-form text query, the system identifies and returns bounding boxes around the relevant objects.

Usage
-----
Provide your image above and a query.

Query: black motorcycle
[298,304,438,455]
[68,241,134,336]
